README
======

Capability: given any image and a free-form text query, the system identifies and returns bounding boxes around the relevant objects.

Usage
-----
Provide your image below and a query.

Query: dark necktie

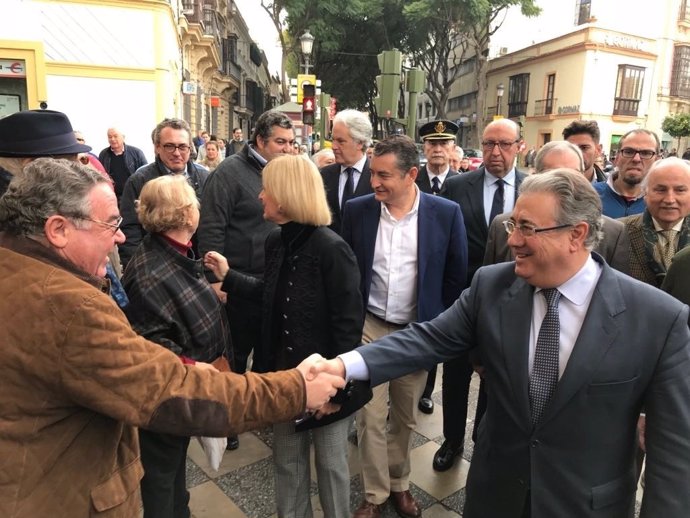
[529,288,561,425]
[489,178,505,223]
[431,176,441,195]
[341,167,355,212]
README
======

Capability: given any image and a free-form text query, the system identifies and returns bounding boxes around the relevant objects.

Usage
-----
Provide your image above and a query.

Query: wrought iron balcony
[534,98,557,116]
[613,97,639,117]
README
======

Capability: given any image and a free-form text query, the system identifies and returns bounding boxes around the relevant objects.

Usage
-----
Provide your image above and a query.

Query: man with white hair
[321,109,374,234]
[449,145,464,171]
[621,157,690,288]
[312,148,336,170]
[98,126,147,201]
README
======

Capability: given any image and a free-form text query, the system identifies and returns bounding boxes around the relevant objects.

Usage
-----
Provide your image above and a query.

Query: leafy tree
[662,112,690,150]
[404,0,540,139]
[465,1,540,142]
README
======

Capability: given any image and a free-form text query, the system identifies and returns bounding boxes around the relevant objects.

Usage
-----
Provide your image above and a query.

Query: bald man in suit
[484,141,629,273]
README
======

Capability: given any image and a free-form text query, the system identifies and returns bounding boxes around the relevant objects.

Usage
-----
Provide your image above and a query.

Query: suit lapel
[467,170,489,237]
[362,197,380,284]
[499,277,534,430]
[417,195,433,288]
[354,159,371,197]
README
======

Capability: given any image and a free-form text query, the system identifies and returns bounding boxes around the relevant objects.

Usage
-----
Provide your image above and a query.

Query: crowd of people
[0,105,689,518]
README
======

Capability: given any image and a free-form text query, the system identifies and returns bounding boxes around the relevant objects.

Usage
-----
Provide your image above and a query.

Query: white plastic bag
[195,436,227,470]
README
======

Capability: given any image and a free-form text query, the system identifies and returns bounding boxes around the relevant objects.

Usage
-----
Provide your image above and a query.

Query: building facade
[1,0,275,157]
[437,0,690,156]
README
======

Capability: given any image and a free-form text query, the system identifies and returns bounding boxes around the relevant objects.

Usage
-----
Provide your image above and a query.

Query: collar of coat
[0,232,110,293]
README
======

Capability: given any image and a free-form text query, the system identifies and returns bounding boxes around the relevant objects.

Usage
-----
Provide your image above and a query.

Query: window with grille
[613,65,645,116]
[680,0,690,22]
[671,45,690,98]
[508,73,530,118]
[575,0,591,25]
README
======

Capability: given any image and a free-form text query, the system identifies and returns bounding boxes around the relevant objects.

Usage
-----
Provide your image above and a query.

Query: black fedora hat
[0,110,91,157]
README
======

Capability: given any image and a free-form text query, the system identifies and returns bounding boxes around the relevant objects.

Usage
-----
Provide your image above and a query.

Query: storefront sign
[0,60,26,78]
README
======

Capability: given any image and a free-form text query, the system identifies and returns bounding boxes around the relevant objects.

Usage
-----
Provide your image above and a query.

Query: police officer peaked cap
[419,120,458,141]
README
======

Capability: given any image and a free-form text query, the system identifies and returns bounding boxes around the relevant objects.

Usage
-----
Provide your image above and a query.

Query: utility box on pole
[405,69,425,139]
[319,92,331,149]
[375,49,402,119]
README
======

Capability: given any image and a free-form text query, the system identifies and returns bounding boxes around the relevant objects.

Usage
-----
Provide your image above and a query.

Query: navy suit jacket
[355,255,690,518]
[341,192,468,322]
[321,160,373,235]
[441,166,527,281]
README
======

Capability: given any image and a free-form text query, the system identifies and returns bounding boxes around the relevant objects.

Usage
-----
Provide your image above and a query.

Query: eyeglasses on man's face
[618,147,656,160]
[503,219,573,237]
[482,140,519,152]
[161,143,191,153]
[80,215,124,235]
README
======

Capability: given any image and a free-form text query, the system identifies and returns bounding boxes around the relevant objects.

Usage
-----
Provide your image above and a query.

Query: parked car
[463,148,483,170]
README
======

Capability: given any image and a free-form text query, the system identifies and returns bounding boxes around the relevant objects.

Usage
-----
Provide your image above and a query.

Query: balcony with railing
[508,101,527,118]
[534,98,557,116]
[613,97,639,117]
[181,0,203,23]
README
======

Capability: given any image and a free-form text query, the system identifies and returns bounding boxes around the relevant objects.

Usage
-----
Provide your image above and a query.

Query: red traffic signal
[302,83,316,125]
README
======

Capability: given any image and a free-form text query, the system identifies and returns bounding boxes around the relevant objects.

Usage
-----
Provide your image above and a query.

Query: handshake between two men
[295,354,352,419]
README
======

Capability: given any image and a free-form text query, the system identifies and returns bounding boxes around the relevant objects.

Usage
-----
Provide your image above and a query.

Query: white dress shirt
[529,256,602,378]
[483,168,517,225]
[367,186,420,325]
[338,154,368,208]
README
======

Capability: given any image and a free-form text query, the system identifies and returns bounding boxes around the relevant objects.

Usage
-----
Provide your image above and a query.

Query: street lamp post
[496,82,505,117]
[299,30,315,74]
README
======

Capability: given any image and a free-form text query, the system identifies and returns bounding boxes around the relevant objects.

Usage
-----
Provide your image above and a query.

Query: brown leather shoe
[352,500,382,518]
[390,490,421,518]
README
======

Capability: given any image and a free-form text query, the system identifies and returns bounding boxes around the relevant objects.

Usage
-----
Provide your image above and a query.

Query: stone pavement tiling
[185,372,643,518]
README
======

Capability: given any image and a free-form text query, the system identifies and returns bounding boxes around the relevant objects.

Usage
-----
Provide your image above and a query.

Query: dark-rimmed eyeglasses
[482,140,519,151]
[619,148,656,160]
[79,216,124,235]
[161,143,191,153]
[503,219,572,237]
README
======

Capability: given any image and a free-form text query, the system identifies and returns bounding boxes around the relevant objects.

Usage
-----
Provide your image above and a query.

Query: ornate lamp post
[299,30,315,74]
[496,82,505,117]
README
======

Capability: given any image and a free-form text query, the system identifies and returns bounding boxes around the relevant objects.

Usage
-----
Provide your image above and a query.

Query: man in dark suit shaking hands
[321,109,374,234]
[342,135,468,518]
[432,118,528,471]
[316,168,690,518]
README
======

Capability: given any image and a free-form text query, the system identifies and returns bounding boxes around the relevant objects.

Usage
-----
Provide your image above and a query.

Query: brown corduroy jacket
[0,233,305,517]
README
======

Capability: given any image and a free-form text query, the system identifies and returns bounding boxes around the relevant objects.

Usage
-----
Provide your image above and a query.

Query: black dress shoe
[417,397,434,414]
[226,435,239,450]
[432,440,462,471]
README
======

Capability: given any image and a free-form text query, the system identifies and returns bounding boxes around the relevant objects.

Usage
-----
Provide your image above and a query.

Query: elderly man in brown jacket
[0,158,344,517]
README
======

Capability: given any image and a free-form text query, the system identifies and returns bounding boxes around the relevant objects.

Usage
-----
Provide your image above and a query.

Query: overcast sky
[234,0,283,76]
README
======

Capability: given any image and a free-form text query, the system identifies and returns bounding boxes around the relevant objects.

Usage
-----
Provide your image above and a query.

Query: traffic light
[302,83,316,125]
[374,50,401,118]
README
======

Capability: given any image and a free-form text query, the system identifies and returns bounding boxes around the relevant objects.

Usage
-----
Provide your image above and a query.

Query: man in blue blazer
[341,135,468,518]
[319,168,690,518]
